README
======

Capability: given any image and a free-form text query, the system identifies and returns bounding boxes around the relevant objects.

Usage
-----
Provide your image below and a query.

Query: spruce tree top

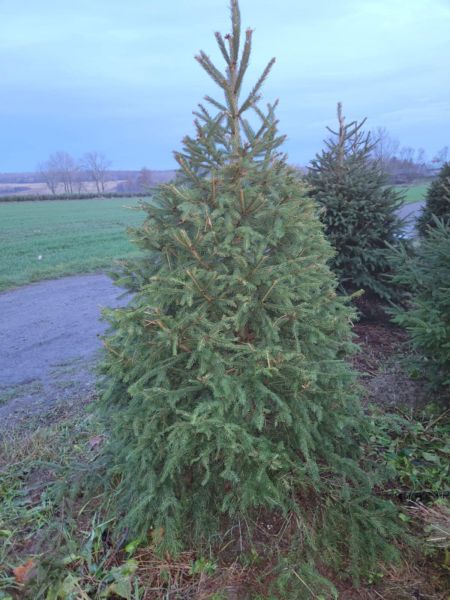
[174,0,285,183]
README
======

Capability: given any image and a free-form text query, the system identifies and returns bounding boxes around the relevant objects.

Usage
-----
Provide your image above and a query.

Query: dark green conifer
[307,104,404,303]
[390,218,450,395]
[98,1,400,583]
[417,162,450,235]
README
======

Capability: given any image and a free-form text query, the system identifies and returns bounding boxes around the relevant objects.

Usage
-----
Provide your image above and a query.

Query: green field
[0,198,146,291]
[0,185,430,291]
[395,182,430,205]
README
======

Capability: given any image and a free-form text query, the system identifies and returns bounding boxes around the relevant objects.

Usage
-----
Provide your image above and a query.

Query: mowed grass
[0,198,146,291]
[395,182,430,205]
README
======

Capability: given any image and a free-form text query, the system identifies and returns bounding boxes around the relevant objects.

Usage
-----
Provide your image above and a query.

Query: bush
[389,219,450,395]
[417,162,450,235]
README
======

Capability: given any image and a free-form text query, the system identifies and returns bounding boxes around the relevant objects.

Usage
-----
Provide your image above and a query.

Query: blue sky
[1,0,449,171]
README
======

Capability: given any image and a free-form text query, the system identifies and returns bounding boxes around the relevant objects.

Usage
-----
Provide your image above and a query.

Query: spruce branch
[239,117,256,146]
[173,229,211,270]
[214,31,231,65]
[195,51,228,90]
[229,0,241,62]
[235,28,253,93]
[174,153,203,185]
[239,57,276,115]
[204,95,228,113]
[193,103,213,121]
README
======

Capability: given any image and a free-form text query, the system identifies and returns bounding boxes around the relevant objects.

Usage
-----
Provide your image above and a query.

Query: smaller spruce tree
[417,162,450,235]
[307,104,404,304]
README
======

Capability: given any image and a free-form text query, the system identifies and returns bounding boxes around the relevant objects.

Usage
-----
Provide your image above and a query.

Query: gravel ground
[0,274,129,434]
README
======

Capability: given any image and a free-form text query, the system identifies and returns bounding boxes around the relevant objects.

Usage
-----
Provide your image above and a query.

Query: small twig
[238,518,243,552]
[239,188,245,212]
[292,569,316,597]
[186,269,214,303]
[424,407,450,432]
[261,279,278,303]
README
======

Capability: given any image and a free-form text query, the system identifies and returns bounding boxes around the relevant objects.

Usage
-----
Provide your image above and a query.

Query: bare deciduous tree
[137,167,153,191]
[416,148,428,177]
[81,151,111,193]
[56,151,78,194]
[74,168,86,194]
[399,146,415,163]
[371,126,400,168]
[370,128,435,182]
[416,147,426,165]
[434,145,449,164]
[38,152,78,195]
[38,160,59,195]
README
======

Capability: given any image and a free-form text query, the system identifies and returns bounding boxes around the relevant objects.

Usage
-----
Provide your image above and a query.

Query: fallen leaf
[13,559,36,584]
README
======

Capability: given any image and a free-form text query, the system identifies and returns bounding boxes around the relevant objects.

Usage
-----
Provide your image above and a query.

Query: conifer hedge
[98,1,401,584]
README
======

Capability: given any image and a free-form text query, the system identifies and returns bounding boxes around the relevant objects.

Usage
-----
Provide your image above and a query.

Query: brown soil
[353,322,428,409]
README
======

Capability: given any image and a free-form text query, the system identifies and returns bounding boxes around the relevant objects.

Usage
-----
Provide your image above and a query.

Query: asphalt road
[398,201,423,236]
[0,274,129,432]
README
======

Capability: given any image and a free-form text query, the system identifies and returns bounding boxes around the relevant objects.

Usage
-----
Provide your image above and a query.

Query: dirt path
[0,274,129,434]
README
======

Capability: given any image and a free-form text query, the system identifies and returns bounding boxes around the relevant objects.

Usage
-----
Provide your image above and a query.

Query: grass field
[0,185,430,291]
[395,182,430,204]
[0,198,146,291]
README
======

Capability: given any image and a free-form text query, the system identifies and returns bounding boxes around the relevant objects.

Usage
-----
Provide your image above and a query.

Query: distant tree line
[17,135,450,197]
[37,151,112,195]
[115,167,155,193]
[370,127,448,183]
[36,152,172,196]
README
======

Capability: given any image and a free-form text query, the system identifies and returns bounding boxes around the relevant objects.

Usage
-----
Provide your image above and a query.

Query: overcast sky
[1,0,449,172]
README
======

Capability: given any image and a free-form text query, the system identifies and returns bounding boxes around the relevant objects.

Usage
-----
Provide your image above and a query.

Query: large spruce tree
[98,1,399,582]
[417,161,450,235]
[307,104,404,303]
